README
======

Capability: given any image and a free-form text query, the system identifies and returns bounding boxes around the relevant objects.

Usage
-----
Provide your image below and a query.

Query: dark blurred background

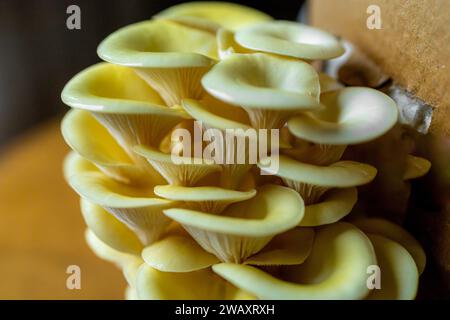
[0,0,305,147]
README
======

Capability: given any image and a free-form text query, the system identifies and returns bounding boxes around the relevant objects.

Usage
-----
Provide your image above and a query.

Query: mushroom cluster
[61,2,431,300]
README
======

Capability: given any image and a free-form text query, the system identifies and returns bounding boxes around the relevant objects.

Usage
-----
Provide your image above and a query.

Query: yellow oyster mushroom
[260,155,377,204]
[85,229,139,268]
[80,199,143,255]
[62,109,152,185]
[69,170,177,245]
[136,264,255,300]
[61,63,189,152]
[352,217,426,274]
[213,222,376,300]
[235,20,345,60]
[154,185,256,214]
[97,20,217,107]
[142,227,313,272]
[164,184,304,263]
[155,1,272,32]
[299,188,357,227]
[201,53,320,129]
[288,87,399,145]
[404,155,431,180]
[366,234,418,300]
[134,144,222,186]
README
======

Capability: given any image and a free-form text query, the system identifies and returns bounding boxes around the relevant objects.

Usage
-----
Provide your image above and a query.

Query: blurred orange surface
[0,119,126,299]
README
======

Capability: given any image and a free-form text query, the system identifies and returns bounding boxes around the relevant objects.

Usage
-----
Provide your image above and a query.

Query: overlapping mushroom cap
[60,1,430,300]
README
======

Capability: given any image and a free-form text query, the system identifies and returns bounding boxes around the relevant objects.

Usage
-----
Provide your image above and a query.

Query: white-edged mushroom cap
[201,53,320,110]
[288,87,399,145]
[154,2,273,32]
[366,234,418,300]
[235,20,345,60]
[212,222,376,299]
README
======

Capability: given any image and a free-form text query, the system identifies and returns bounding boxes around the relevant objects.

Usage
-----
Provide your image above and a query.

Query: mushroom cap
[80,199,143,255]
[403,155,431,180]
[235,20,345,60]
[136,264,254,299]
[288,87,399,145]
[260,155,377,188]
[201,53,320,109]
[61,62,188,116]
[352,217,426,274]
[217,28,253,59]
[164,184,304,237]
[212,222,376,299]
[154,185,256,202]
[366,234,418,300]
[97,20,217,68]
[300,188,357,226]
[154,1,273,32]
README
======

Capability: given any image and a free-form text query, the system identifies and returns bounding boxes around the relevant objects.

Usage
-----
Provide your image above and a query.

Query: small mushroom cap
[300,188,357,226]
[403,155,431,180]
[201,53,320,109]
[164,184,304,237]
[212,222,376,299]
[288,87,399,145]
[154,185,256,202]
[97,20,217,68]
[366,234,419,300]
[261,155,377,188]
[352,217,426,274]
[81,199,143,255]
[154,2,273,32]
[142,234,220,272]
[235,20,345,60]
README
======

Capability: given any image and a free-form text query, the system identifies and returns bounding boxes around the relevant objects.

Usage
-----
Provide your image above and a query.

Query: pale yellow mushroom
[352,217,426,274]
[134,144,222,186]
[154,185,256,214]
[318,72,345,93]
[235,20,345,60]
[366,234,419,300]
[260,154,376,204]
[299,188,357,227]
[212,222,377,300]
[85,229,140,269]
[201,53,321,129]
[125,286,139,300]
[141,227,313,273]
[97,20,217,106]
[80,199,143,255]
[163,184,304,263]
[403,155,431,180]
[61,63,190,153]
[136,264,255,300]
[69,168,178,245]
[61,109,153,185]
[288,87,399,145]
[154,2,273,32]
